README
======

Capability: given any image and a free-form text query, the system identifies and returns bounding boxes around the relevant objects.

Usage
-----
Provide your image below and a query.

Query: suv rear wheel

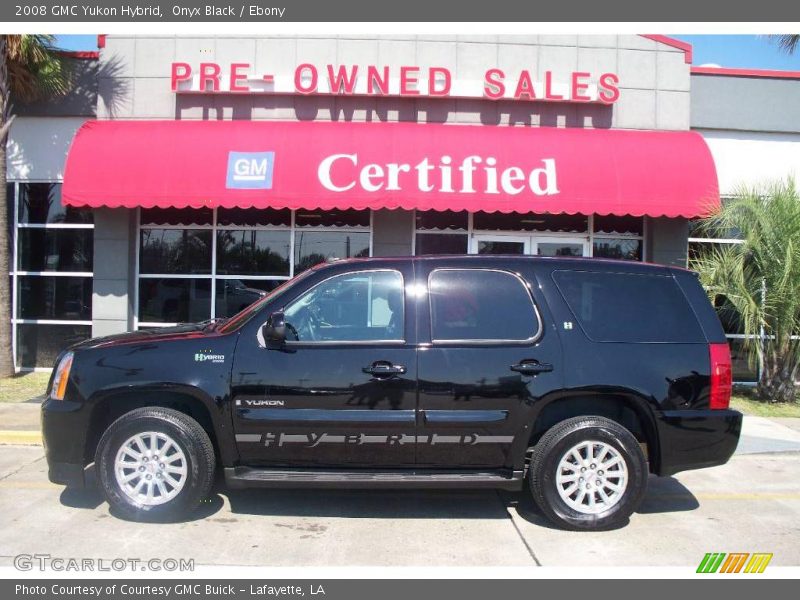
[528,416,647,530]
[95,407,215,522]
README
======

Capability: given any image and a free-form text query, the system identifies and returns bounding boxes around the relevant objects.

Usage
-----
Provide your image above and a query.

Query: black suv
[42,256,741,530]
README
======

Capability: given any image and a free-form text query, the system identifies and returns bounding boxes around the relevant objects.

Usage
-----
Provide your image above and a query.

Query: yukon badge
[243,399,285,407]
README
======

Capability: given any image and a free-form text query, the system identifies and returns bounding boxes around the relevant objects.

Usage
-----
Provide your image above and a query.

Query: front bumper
[41,397,91,488]
[655,409,743,476]
[47,461,86,487]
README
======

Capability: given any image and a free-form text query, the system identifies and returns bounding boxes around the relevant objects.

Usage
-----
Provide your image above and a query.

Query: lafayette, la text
[16,584,324,597]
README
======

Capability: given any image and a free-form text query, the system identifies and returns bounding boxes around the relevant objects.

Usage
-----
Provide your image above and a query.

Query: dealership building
[6,34,800,378]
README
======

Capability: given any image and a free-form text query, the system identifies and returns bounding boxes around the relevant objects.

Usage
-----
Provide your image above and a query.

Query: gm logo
[226,151,275,189]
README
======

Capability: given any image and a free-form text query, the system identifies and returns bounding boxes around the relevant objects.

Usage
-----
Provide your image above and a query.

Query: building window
[414,210,469,255]
[414,210,644,262]
[591,215,643,261]
[136,207,372,326]
[10,182,94,369]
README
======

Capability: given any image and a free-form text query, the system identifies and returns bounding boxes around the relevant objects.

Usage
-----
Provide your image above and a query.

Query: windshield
[217,268,317,334]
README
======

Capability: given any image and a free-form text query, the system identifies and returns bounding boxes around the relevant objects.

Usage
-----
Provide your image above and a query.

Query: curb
[0,431,42,445]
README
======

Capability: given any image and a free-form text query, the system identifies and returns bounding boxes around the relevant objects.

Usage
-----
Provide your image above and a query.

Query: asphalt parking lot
[1,415,799,568]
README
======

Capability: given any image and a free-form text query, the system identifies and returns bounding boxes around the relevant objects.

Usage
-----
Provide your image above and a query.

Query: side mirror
[261,311,287,344]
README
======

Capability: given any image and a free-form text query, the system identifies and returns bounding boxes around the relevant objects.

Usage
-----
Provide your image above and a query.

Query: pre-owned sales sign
[170,61,621,104]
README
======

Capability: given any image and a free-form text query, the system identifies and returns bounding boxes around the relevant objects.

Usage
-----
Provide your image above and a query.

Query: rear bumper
[655,409,743,477]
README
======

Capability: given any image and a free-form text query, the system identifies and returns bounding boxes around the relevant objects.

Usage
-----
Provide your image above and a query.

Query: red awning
[63,120,719,218]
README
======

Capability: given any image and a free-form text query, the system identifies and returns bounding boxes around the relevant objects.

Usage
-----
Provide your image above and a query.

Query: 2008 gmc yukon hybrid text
[42,256,742,530]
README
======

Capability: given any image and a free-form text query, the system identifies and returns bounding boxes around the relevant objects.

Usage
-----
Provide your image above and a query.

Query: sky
[55,34,800,71]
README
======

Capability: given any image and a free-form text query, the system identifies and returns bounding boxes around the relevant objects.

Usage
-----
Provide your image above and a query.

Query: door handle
[363,361,407,377]
[510,361,553,375]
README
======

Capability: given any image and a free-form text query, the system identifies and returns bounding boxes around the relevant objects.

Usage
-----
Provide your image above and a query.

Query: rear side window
[429,269,540,342]
[552,270,704,343]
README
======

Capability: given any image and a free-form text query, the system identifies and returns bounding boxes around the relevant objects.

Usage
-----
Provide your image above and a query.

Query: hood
[70,321,220,351]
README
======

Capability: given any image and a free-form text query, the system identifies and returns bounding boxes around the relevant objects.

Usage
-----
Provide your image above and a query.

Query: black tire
[95,407,215,522]
[528,416,647,531]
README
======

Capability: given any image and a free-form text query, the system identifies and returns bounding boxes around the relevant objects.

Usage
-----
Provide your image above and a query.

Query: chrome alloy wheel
[114,432,188,506]
[555,440,628,515]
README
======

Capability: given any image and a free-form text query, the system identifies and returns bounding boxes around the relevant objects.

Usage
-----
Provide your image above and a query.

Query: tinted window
[17,276,92,320]
[592,238,642,261]
[16,324,91,369]
[294,231,370,274]
[216,230,290,276]
[429,269,539,342]
[552,270,704,343]
[139,229,212,274]
[284,270,404,342]
[415,233,468,255]
[18,229,93,272]
[214,279,281,318]
[18,183,93,224]
[138,278,211,323]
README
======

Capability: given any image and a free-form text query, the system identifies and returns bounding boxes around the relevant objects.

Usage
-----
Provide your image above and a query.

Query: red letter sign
[571,72,591,102]
[295,64,318,94]
[230,63,250,93]
[483,69,505,100]
[428,67,451,96]
[170,62,192,92]
[400,66,420,96]
[598,73,620,104]
[199,63,221,92]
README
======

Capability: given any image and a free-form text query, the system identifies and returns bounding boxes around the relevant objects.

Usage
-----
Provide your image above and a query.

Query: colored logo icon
[696,552,773,573]
[226,151,275,189]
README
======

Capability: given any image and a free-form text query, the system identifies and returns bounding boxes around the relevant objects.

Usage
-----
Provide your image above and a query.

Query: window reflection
[139,229,212,274]
[18,183,92,224]
[284,271,404,342]
[592,239,642,261]
[18,229,93,272]
[138,279,211,323]
[216,230,290,276]
[294,231,370,274]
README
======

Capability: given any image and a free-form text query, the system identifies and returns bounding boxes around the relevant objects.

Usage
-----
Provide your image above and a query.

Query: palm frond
[2,34,72,103]
[768,34,800,54]
[691,176,800,393]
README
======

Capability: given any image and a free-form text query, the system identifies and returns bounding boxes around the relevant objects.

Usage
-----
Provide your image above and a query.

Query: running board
[224,467,524,491]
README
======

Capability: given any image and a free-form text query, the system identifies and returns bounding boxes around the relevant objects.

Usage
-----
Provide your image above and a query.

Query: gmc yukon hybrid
[42,256,742,530]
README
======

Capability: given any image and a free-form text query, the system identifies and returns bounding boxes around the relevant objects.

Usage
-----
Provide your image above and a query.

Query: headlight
[50,352,74,401]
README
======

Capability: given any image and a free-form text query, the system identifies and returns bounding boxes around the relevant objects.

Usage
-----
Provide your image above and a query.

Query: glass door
[470,234,531,255]
[532,236,590,257]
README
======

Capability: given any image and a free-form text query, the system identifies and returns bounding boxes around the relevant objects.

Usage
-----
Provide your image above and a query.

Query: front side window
[283,270,404,343]
[429,269,540,342]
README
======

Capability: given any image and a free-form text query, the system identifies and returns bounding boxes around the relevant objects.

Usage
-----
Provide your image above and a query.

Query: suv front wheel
[528,416,648,530]
[95,407,216,522]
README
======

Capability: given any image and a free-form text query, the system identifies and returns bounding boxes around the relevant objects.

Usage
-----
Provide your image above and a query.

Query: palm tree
[0,35,72,377]
[691,178,800,403]
[768,35,800,55]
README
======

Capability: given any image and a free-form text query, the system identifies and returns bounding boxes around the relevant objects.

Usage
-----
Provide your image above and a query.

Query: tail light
[709,343,732,410]
[50,352,74,401]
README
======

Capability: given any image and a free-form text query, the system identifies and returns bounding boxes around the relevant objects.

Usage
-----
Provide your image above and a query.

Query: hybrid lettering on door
[170,62,620,104]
